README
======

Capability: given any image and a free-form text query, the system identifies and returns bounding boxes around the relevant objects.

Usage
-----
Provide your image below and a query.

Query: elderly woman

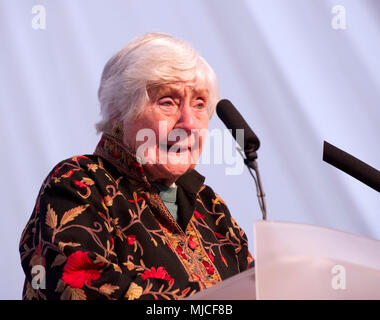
[19,33,252,300]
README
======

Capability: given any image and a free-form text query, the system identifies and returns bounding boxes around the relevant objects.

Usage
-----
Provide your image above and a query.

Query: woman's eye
[159,99,174,107]
[195,102,205,109]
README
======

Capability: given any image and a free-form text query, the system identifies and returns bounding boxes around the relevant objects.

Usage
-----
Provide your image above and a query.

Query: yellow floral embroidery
[125,282,143,300]
[87,163,99,172]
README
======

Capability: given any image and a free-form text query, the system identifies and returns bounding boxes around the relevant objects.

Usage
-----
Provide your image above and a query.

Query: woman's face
[123,81,210,186]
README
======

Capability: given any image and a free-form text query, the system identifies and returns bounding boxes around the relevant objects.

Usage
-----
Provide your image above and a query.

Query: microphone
[216,99,267,220]
[216,99,260,161]
[323,141,380,192]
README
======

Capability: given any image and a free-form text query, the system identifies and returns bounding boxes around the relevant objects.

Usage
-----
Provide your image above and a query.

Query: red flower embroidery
[221,255,228,267]
[193,273,201,282]
[202,260,215,275]
[62,251,102,288]
[182,287,191,296]
[214,232,224,239]
[176,246,187,260]
[141,266,173,283]
[128,198,144,203]
[126,235,136,246]
[74,180,87,188]
[52,165,60,177]
[188,236,197,250]
[194,210,205,220]
[207,252,215,262]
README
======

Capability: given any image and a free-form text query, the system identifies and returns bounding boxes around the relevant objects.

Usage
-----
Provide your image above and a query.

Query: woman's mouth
[160,144,190,153]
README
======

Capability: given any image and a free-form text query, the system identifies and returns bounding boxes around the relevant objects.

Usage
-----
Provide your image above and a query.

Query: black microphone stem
[238,148,267,220]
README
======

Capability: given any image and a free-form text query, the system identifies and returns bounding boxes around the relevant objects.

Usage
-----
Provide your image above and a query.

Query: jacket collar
[93,133,146,183]
[176,169,205,195]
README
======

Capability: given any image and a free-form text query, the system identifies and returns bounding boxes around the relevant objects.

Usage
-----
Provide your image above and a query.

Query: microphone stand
[238,148,267,220]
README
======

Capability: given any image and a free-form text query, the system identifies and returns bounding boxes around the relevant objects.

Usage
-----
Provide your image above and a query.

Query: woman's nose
[175,102,195,132]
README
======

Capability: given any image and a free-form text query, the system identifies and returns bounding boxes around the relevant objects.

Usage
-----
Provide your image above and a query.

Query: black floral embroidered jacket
[19,133,252,300]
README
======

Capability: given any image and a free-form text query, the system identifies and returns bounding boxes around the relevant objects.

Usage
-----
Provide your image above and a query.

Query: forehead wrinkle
[148,82,209,101]
[148,84,182,101]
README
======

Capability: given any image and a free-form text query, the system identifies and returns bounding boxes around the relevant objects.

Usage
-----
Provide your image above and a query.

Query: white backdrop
[1,0,379,299]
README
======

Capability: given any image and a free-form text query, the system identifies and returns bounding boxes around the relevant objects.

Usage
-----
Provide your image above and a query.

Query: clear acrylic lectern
[187,220,380,300]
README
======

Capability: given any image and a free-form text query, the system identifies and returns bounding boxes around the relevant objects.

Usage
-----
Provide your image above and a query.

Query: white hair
[95,32,219,133]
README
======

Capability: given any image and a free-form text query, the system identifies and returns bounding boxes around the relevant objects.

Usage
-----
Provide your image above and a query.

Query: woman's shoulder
[51,154,101,172]
[47,154,117,177]
[40,154,121,195]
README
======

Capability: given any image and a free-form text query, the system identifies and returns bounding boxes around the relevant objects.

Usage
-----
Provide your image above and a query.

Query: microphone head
[216,99,260,154]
